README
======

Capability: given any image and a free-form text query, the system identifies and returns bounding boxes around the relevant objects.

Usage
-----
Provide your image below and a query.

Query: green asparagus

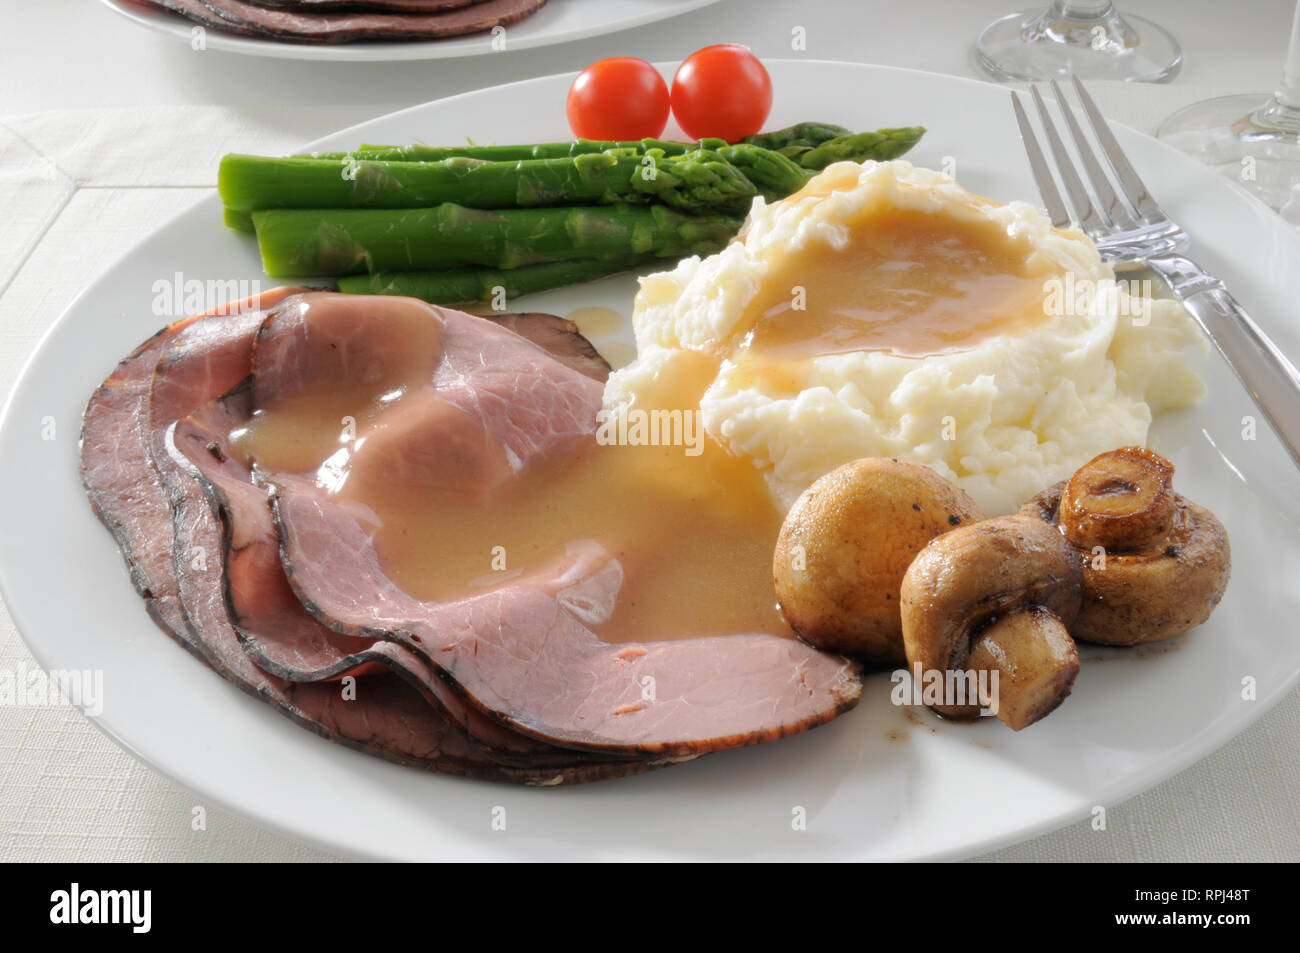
[295,137,730,163]
[715,144,811,200]
[336,254,658,304]
[252,203,743,277]
[221,149,758,214]
[294,120,888,164]
[740,124,926,170]
[228,121,926,299]
[797,127,926,170]
[741,122,853,154]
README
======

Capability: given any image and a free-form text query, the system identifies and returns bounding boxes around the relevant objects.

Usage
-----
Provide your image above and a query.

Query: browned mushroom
[1019,447,1231,646]
[900,515,1083,730]
[773,458,983,665]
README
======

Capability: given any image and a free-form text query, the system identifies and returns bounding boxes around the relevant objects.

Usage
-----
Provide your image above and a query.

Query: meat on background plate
[128,0,547,44]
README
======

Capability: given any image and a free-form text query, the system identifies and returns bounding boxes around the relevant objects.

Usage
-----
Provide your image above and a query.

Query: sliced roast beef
[85,290,662,783]
[161,296,607,698]
[85,286,861,779]
[131,0,546,44]
[250,294,863,757]
[161,300,637,767]
[146,289,298,686]
[82,289,295,665]
[81,291,451,764]
[82,314,205,657]
[173,387,634,768]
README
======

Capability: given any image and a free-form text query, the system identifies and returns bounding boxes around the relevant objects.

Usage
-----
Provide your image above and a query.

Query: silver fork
[1012,76,1300,471]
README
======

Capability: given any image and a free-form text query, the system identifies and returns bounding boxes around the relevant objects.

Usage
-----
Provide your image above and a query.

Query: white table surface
[1,0,1298,863]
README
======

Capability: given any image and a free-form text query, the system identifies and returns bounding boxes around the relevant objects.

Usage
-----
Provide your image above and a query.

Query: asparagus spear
[271,126,925,214]
[740,124,926,169]
[715,144,810,200]
[796,127,926,170]
[336,254,657,304]
[294,124,924,170]
[711,133,927,201]
[295,137,729,162]
[741,122,853,153]
[294,121,871,164]
[221,149,758,214]
[251,203,743,277]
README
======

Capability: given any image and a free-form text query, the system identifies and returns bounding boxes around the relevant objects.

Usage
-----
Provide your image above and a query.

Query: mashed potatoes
[603,160,1205,515]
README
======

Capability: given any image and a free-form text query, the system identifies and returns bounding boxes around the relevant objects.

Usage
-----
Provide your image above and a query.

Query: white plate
[3,61,1298,862]
[98,0,724,62]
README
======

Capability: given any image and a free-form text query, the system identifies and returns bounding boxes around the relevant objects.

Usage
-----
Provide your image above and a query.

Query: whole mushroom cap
[774,458,982,665]
[901,514,1083,673]
[900,514,1083,727]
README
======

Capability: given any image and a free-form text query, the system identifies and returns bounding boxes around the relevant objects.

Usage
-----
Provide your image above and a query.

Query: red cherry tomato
[566,57,670,141]
[671,44,773,142]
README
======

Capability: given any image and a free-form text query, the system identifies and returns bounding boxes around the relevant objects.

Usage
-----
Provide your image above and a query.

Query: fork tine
[1070,75,1160,219]
[1011,92,1071,229]
[1030,85,1099,231]
[1049,79,1136,228]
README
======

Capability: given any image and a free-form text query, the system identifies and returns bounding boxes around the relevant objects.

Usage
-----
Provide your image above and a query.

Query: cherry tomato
[671,44,773,142]
[566,57,670,141]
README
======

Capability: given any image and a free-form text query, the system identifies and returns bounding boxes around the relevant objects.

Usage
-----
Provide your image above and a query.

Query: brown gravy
[728,205,1058,390]
[352,429,788,643]
[231,295,445,471]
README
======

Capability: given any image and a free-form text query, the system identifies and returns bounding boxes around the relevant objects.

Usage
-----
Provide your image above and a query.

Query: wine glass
[976,1,1181,83]
[1157,1,1300,211]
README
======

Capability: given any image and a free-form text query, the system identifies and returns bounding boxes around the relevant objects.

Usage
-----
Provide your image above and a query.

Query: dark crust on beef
[485,312,611,382]
[81,315,206,658]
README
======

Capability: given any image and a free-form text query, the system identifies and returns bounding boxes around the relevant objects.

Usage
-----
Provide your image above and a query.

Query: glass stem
[1048,1,1116,19]
[1252,2,1300,132]
[1277,1,1300,109]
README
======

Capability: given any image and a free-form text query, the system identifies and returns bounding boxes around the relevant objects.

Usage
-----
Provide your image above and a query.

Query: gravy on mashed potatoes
[603,160,1206,515]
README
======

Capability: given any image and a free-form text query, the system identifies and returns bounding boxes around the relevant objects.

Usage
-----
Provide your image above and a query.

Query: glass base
[976,7,1182,83]
[1157,94,1300,211]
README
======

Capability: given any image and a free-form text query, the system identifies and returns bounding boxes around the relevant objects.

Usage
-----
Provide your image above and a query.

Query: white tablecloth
[2,0,1299,863]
